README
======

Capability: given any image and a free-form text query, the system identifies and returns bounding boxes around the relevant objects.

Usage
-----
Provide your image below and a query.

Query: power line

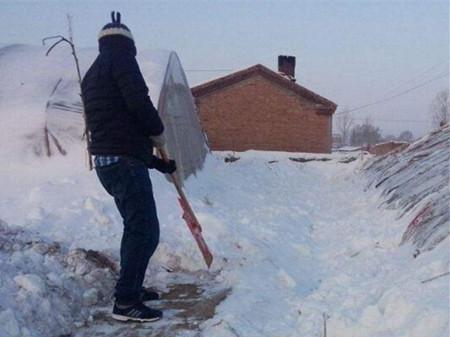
[336,71,449,115]
[382,60,448,96]
[184,69,234,72]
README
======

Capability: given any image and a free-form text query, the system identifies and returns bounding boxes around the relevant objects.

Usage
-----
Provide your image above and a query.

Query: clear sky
[1,0,448,137]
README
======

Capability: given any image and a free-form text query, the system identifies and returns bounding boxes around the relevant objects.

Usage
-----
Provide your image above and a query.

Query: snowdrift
[0,44,207,180]
[0,147,448,336]
[363,125,449,253]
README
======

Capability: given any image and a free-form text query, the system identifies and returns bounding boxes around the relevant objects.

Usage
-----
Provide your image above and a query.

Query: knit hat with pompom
[98,11,134,41]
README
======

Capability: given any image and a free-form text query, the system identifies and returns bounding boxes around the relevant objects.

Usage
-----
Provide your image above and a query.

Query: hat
[98,11,134,41]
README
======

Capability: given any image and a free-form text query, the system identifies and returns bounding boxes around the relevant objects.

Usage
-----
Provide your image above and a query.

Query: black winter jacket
[81,36,164,162]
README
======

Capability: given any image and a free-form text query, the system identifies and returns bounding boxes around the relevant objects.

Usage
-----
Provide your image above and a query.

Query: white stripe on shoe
[112,313,161,322]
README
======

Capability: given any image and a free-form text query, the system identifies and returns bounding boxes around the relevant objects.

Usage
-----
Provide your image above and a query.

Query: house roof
[191,64,337,114]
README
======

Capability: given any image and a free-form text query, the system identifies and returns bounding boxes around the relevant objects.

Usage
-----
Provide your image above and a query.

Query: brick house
[191,56,337,153]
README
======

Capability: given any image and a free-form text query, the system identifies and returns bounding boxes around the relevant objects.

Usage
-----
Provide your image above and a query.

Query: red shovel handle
[157,148,213,268]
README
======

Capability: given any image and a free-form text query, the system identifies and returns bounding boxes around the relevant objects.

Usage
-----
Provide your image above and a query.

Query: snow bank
[363,125,450,253]
[0,219,120,337]
[197,152,448,337]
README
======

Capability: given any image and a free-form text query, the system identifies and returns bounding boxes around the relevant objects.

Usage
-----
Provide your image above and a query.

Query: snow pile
[363,125,450,253]
[195,153,448,337]
[0,219,120,337]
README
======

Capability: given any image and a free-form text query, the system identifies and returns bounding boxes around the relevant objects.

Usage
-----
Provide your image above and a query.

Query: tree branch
[42,31,93,169]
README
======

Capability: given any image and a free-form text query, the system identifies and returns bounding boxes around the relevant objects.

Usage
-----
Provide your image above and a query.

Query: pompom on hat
[98,11,134,41]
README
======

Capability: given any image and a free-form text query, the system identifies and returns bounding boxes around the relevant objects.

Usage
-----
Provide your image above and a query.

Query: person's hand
[154,158,176,174]
[150,134,166,149]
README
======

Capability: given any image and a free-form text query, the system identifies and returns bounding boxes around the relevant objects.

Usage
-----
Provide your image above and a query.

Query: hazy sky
[1,0,448,137]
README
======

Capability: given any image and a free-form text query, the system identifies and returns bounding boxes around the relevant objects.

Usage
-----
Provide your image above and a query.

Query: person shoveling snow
[81,11,177,323]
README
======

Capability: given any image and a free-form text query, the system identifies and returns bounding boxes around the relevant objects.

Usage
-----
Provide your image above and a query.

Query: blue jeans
[95,156,160,304]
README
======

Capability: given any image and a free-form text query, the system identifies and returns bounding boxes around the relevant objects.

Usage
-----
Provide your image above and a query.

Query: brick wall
[194,75,333,153]
[368,141,409,156]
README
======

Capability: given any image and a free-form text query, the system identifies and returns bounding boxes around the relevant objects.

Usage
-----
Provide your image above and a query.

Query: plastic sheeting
[364,125,450,253]
[158,52,208,184]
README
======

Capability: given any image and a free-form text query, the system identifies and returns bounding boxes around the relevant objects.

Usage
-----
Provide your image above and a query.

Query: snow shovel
[158,148,213,269]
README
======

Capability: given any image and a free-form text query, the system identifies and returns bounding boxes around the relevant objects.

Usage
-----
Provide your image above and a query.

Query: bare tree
[42,14,93,169]
[350,118,382,146]
[430,90,449,128]
[398,130,414,142]
[335,109,353,146]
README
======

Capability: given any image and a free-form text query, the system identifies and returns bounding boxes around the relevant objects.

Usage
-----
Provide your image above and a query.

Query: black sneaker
[140,287,160,302]
[112,302,162,322]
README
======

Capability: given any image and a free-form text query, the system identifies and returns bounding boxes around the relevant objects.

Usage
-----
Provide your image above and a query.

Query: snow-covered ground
[0,135,448,336]
[1,42,448,337]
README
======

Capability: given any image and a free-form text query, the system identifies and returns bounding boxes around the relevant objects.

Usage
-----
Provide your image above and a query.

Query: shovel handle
[157,148,183,196]
[158,147,170,163]
[156,147,213,268]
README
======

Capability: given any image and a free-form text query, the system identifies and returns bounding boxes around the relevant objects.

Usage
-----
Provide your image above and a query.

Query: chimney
[278,55,296,82]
